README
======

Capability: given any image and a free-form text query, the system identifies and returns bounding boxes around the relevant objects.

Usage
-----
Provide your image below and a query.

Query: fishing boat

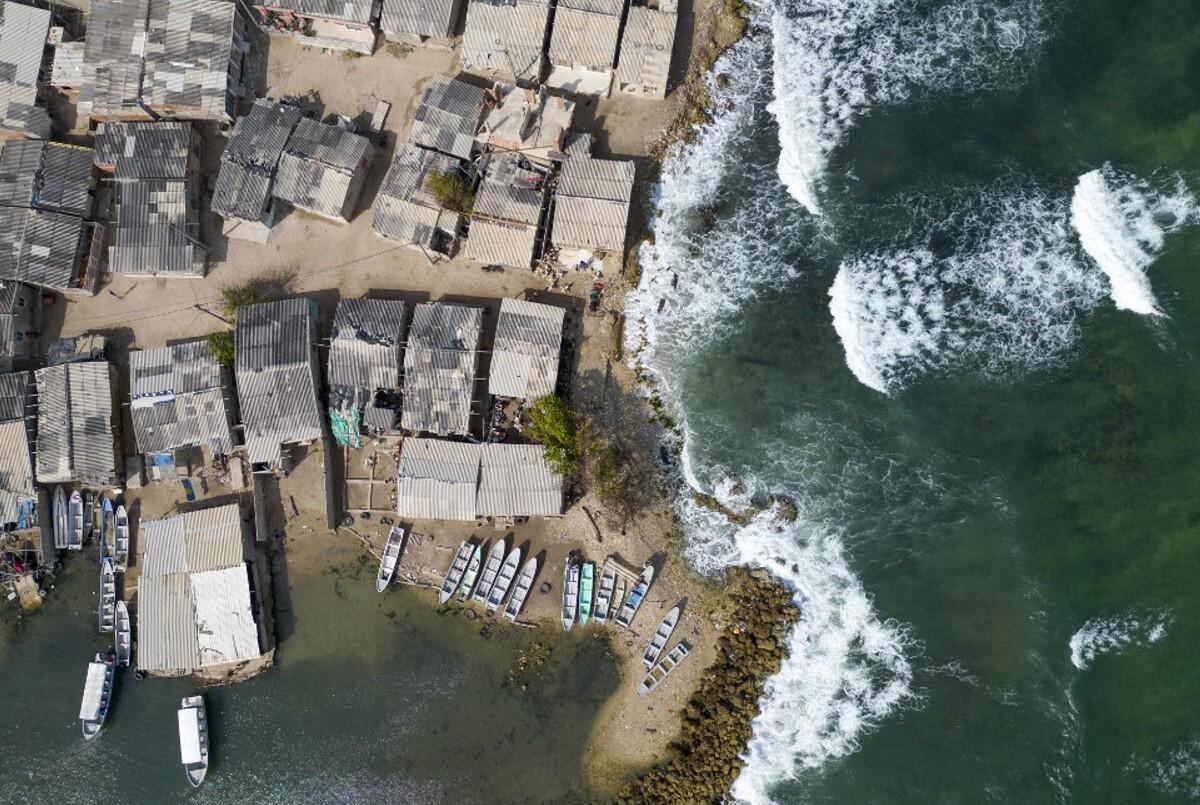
[577,562,594,625]
[79,649,115,740]
[611,576,627,623]
[503,556,539,622]
[471,538,508,604]
[178,695,210,787]
[100,498,113,558]
[642,606,681,668]
[615,565,655,629]
[637,641,690,696]
[98,556,116,633]
[562,561,579,631]
[485,546,522,613]
[114,505,130,572]
[53,486,68,550]
[439,540,474,604]
[456,543,483,602]
[83,491,94,543]
[593,565,616,624]
[114,600,132,667]
[68,490,84,550]
[375,526,406,593]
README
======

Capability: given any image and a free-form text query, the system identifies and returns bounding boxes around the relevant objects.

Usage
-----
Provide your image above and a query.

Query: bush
[206,331,234,366]
[220,284,268,319]
[524,395,582,478]
[425,170,474,217]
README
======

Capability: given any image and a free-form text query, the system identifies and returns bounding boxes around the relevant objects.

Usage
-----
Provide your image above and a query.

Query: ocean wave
[1068,608,1171,671]
[1139,740,1200,800]
[769,0,1050,215]
[1070,164,1196,316]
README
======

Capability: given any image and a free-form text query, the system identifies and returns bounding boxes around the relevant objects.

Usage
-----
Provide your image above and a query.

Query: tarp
[329,407,361,449]
[178,707,202,763]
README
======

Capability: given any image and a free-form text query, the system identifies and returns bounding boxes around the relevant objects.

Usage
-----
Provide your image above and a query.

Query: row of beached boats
[437,538,540,622]
[52,488,130,568]
[562,559,654,632]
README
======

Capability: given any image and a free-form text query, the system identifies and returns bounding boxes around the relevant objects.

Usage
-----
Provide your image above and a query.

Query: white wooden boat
[79,649,115,740]
[178,695,210,787]
[439,540,474,604]
[114,600,132,667]
[593,565,616,624]
[53,486,68,550]
[485,546,522,613]
[637,641,690,696]
[98,557,116,633]
[82,491,94,543]
[642,606,681,668]
[503,556,539,622]
[100,498,113,558]
[68,490,84,551]
[611,576,627,624]
[456,543,483,602]
[615,565,655,629]
[375,526,406,593]
[472,538,508,604]
[562,561,579,631]
[113,505,130,572]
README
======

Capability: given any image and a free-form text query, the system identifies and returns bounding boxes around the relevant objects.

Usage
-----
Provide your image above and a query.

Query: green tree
[524,395,581,477]
[205,330,235,366]
[220,284,268,319]
[425,171,475,218]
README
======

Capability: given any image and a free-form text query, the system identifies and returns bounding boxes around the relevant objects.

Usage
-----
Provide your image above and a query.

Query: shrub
[425,170,474,217]
[206,331,235,366]
[220,284,268,319]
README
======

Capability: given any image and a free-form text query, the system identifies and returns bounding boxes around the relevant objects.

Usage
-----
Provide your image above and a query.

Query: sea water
[629,0,1200,801]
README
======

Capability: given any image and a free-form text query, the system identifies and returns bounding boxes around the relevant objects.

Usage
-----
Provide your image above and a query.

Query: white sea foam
[1068,609,1171,671]
[1070,165,1196,316]
[1142,741,1200,800]
[768,0,1049,215]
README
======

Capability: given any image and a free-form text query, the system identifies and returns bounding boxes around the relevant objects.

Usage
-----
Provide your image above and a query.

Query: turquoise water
[628,0,1200,801]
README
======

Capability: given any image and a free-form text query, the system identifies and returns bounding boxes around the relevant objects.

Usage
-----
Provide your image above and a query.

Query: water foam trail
[769,0,1049,215]
[1068,608,1171,670]
[1070,165,1196,316]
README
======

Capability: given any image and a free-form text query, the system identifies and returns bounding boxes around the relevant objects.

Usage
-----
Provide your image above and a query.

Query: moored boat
[178,695,210,787]
[637,641,690,696]
[503,556,539,622]
[79,649,115,739]
[114,505,130,572]
[615,565,655,629]
[577,562,594,625]
[593,565,616,624]
[562,561,579,631]
[642,606,681,668]
[375,526,406,593]
[68,490,84,550]
[439,540,474,604]
[100,498,113,558]
[98,556,116,633]
[456,543,483,602]
[114,600,132,667]
[485,546,522,613]
[53,486,68,550]
[472,538,508,604]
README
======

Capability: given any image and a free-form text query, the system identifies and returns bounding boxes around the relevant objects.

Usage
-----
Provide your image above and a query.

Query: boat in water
[99,556,116,633]
[485,546,522,613]
[562,561,579,631]
[375,526,406,593]
[615,565,654,629]
[114,505,130,572]
[503,556,539,622]
[642,606,681,668]
[178,695,210,787]
[439,540,474,604]
[637,641,690,696]
[53,486,68,551]
[68,490,84,550]
[472,538,508,604]
[79,649,115,740]
[456,543,483,602]
[100,498,113,558]
[577,562,594,625]
[593,565,616,624]
[114,600,132,667]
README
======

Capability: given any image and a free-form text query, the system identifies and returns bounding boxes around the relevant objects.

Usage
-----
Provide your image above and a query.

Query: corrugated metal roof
[461,0,549,82]
[0,369,29,422]
[476,442,562,516]
[380,0,461,38]
[138,573,199,673]
[129,340,234,455]
[328,297,406,406]
[256,0,376,23]
[408,75,486,160]
[552,157,633,251]
[213,100,302,222]
[94,121,191,180]
[488,298,563,398]
[401,303,481,436]
[0,416,34,526]
[0,1,51,137]
[0,206,86,292]
[394,437,480,520]
[143,504,243,576]
[272,117,369,222]
[371,143,462,249]
[35,361,116,486]
[613,7,675,97]
[142,513,188,576]
[50,40,85,88]
[466,154,545,268]
[109,179,207,277]
[547,0,624,71]
[192,565,261,667]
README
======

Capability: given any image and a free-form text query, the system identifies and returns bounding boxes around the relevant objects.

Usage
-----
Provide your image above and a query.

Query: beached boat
[439,541,474,604]
[615,565,654,629]
[503,556,539,622]
[472,538,508,604]
[79,649,115,740]
[562,561,579,631]
[83,491,94,543]
[114,505,130,572]
[53,486,68,551]
[637,641,690,696]
[642,606,681,668]
[68,490,84,550]
[577,562,594,625]
[178,695,210,787]
[593,565,616,624]
[100,498,113,558]
[611,576,627,623]
[375,526,406,593]
[99,557,116,633]
[115,600,132,667]
[485,546,522,613]
[456,543,483,602]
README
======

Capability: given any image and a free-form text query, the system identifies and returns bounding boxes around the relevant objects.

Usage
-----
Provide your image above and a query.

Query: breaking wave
[1070,164,1197,316]
[768,0,1050,215]
[1068,609,1171,671]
